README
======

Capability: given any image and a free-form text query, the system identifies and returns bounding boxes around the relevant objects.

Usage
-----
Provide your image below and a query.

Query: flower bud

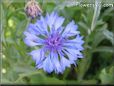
[25,0,42,19]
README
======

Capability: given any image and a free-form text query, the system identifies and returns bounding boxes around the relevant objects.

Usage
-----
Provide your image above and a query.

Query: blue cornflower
[24,11,84,74]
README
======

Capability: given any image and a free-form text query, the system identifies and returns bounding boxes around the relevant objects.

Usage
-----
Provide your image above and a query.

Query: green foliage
[1,0,114,85]
[99,66,114,84]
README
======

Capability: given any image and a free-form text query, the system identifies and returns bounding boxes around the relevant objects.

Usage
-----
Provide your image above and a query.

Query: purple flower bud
[25,0,42,18]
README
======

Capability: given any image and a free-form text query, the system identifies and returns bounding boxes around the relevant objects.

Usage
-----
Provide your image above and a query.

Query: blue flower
[24,12,84,74]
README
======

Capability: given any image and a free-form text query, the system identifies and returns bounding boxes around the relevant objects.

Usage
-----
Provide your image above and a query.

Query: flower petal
[62,50,76,65]
[51,52,63,74]
[63,48,83,59]
[35,21,48,36]
[58,52,71,71]
[66,35,84,44]
[62,21,78,37]
[40,16,48,32]
[54,16,65,30]
[29,49,45,65]
[27,23,39,35]
[63,42,84,51]
[45,12,58,29]
[24,32,44,46]
[43,54,54,73]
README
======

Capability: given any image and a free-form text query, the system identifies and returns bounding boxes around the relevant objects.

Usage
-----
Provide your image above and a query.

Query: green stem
[90,0,101,33]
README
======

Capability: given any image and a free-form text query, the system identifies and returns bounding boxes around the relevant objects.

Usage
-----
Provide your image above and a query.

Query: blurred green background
[1,0,114,85]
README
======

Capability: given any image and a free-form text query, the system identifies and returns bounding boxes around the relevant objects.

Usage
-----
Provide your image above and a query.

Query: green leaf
[14,70,44,83]
[65,80,97,85]
[93,46,114,53]
[43,77,65,85]
[101,8,114,21]
[77,50,92,81]
[78,21,90,32]
[13,66,36,73]
[1,78,12,84]
[29,73,47,84]
[103,29,114,45]
[92,24,107,47]
[99,67,114,84]
[43,3,55,13]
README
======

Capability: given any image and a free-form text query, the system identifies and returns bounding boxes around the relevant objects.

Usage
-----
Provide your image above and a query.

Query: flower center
[45,33,63,51]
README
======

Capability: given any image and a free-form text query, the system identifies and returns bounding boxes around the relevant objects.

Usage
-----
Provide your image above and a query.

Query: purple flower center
[45,32,63,51]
